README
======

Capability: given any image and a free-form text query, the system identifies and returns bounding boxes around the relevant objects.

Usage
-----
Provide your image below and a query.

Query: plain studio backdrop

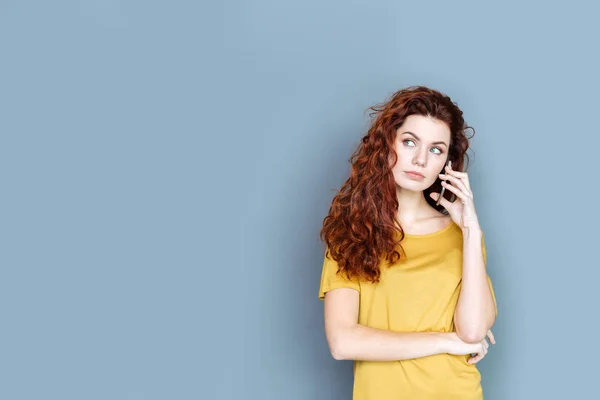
[1,1,599,399]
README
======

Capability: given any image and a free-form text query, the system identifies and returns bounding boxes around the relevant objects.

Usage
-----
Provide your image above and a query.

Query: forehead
[397,115,451,141]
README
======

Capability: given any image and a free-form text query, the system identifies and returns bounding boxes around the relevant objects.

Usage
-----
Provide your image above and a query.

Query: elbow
[456,327,487,344]
[331,348,345,361]
[329,337,348,360]
[328,329,353,360]
[454,313,495,344]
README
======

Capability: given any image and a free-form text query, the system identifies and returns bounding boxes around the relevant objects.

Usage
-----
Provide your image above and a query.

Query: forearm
[331,324,450,361]
[454,228,496,342]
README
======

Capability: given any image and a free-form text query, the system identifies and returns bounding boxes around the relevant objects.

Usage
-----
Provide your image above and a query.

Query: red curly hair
[319,85,475,284]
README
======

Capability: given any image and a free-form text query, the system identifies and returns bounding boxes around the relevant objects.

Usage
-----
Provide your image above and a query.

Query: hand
[445,329,496,364]
[429,164,481,231]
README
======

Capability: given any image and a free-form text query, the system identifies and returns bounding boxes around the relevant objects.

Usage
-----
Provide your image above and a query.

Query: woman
[318,85,498,400]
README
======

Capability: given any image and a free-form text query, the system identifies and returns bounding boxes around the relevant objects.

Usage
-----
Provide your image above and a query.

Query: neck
[396,186,431,223]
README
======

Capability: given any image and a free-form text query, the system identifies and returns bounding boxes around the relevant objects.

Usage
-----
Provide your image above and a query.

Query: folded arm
[324,287,451,361]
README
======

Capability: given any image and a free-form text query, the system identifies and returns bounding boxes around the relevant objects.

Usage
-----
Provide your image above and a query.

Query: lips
[405,171,425,179]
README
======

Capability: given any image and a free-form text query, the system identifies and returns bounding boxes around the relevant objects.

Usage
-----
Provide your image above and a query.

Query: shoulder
[318,251,361,300]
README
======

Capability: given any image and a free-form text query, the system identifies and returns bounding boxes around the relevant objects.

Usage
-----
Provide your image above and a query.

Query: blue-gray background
[1,1,597,399]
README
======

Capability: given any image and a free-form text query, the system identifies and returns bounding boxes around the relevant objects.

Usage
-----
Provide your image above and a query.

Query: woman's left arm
[453,227,496,343]
[432,165,497,344]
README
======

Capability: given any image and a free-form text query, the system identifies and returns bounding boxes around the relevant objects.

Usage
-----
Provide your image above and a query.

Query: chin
[397,180,424,191]
[398,178,436,191]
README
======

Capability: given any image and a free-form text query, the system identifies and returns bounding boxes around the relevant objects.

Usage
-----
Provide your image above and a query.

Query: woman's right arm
[324,287,455,361]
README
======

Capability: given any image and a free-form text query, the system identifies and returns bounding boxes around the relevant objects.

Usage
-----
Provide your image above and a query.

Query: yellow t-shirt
[318,220,498,400]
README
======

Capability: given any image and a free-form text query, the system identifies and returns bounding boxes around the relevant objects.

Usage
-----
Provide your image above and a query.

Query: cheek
[391,163,405,183]
[436,161,447,173]
[393,146,408,164]
[429,162,442,176]
[389,145,406,167]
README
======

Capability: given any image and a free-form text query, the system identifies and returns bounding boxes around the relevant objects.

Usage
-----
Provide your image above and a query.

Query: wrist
[461,226,482,239]
[435,332,456,353]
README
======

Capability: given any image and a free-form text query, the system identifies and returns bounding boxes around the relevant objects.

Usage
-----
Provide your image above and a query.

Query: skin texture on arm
[453,228,497,343]
[324,287,453,361]
[434,163,497,344]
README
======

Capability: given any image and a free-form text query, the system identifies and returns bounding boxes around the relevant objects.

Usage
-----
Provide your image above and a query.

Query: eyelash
[403,139,444,155]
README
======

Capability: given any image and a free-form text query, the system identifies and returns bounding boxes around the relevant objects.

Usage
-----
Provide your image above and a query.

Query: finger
[445,166,471,191]
[429,192,451,209]
[487,330,495,344]
[439,173,472,197]
[468,353,483,364]
[439,173,470,194]
[445,165,468,179]
[470,346,489,364]
[444,165,472,190]
[480,341,488,353]
[441,181,470,203]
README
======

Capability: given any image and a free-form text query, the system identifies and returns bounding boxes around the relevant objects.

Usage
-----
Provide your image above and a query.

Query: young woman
[318,86,498,400]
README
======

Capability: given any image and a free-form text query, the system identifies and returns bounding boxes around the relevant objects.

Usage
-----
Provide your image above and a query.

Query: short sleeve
[318,250,361,300]
[482,233,499,317]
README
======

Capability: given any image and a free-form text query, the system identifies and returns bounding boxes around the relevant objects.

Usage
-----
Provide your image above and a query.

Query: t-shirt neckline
[403,219,455,239]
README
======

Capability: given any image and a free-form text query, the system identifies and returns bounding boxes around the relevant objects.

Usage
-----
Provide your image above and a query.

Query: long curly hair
[319,85,475,284]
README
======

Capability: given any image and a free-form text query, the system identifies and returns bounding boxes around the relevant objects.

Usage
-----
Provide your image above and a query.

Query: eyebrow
[401,131,448,147]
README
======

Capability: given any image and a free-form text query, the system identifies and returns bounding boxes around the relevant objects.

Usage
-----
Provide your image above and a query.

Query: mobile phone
[436,160,452,205]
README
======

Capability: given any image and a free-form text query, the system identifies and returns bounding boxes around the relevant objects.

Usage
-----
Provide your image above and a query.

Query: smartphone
[436,160,452,206]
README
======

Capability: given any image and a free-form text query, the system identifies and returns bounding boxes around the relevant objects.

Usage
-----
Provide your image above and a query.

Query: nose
[412,149,427,168]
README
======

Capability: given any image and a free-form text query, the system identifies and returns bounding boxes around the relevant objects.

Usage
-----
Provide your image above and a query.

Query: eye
[403,139,444,155]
